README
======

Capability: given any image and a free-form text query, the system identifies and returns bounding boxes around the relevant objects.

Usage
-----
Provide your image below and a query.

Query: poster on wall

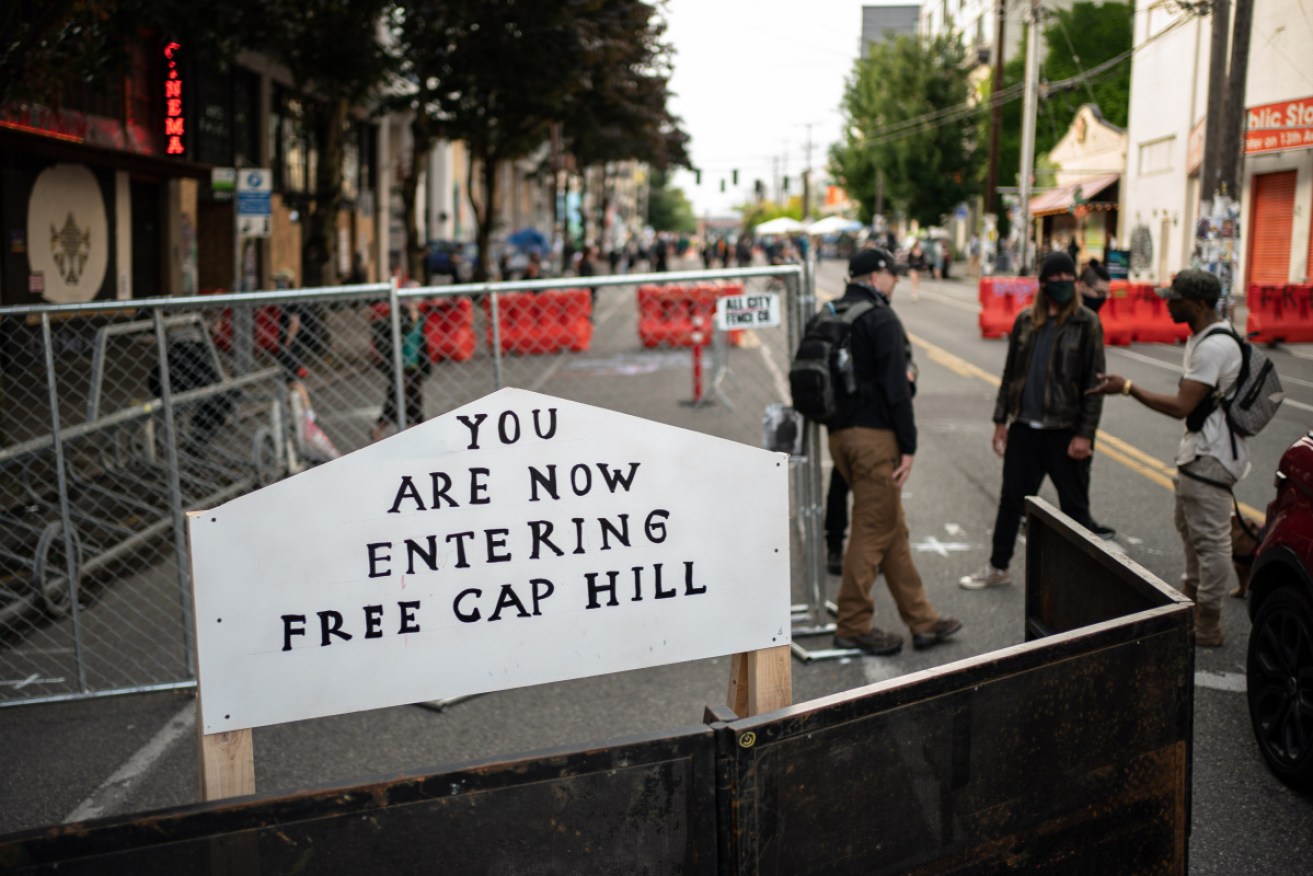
[1192,194,1240,301]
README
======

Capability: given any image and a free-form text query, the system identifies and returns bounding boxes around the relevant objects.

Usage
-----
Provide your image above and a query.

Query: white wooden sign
[188,388,790,733]
[715,291,780,330]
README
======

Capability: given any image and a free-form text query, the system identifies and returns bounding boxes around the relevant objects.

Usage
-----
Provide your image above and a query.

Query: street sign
[715,291,780,330]
[188,388,791,732]
[236,168,272,238]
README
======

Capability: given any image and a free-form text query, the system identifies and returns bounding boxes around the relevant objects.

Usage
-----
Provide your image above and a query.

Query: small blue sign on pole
[236,168,273,238]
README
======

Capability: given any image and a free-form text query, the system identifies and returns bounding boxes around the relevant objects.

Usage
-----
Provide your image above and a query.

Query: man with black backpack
[1090,269,1280,647]
[805,247,962,656]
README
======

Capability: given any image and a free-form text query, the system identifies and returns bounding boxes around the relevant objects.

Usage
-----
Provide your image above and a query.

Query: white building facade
[1123,0,1313,288]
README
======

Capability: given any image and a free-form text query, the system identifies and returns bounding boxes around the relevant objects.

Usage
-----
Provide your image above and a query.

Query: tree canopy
[830,32,979,227]
[646,170,696,233]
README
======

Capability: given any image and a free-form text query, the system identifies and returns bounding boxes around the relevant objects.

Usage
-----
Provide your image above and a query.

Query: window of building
[1138,136,1174,176]
[273,88,315,195]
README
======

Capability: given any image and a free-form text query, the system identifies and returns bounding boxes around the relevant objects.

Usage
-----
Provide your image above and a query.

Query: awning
[1028,172,1120,217]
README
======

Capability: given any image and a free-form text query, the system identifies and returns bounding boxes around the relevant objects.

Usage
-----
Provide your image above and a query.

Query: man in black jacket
[961,251,1110,590]
[828,248,962,656]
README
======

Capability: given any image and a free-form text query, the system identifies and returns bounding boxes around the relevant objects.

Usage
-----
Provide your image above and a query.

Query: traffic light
[754,179,764,196]
[695,169,702,185]
[732,169,739,185]
[782,176,789,193]
[720,179,726,192]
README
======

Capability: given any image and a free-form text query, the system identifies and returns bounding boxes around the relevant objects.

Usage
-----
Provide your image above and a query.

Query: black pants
[378,368,426,431]
[990,423,1096,570]
[825,468,849,551]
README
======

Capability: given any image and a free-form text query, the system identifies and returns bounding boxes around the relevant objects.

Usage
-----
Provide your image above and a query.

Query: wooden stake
[726,644,792,717]
[197,699,255,801]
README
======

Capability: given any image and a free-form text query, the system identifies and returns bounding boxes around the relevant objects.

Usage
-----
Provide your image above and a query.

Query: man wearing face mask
[961,251,1112,590]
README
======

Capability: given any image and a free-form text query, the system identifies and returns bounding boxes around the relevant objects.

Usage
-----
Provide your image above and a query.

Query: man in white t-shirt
[1088,270,1245,647]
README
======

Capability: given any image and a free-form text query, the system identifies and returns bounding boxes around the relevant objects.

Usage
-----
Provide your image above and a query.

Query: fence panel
[0,724,719,875]
[716,499,1192,875]
[0,266,814,705]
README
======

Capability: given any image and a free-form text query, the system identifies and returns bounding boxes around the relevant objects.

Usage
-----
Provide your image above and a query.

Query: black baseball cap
[849,247,896,277]
[1157,269,1221,302]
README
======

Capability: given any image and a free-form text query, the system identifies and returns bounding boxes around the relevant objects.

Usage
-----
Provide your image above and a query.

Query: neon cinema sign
[164,42,184,155]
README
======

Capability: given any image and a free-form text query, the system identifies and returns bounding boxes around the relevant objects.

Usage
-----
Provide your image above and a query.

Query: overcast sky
[663,0,899,217]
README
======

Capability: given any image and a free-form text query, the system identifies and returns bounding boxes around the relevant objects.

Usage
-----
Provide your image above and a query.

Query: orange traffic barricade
[978,277,1036,339]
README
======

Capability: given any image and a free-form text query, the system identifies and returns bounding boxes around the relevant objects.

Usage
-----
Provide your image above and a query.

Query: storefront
[0,39,206,308]
[1243,94,1313,289]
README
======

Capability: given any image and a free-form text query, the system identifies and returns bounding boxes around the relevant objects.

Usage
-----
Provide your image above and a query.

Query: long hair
[1031,281,1080,328]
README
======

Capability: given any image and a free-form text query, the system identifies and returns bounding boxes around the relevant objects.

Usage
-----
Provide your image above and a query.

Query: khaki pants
[1174,455,1237,611]
[828,427,939,637]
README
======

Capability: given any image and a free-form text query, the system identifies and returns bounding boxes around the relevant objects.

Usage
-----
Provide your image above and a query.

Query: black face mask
[1045,280,1076,304]
[1082,293,1106,313]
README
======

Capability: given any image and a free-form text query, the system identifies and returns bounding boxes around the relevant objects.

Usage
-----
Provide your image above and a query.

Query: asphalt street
[1,258,1310,873]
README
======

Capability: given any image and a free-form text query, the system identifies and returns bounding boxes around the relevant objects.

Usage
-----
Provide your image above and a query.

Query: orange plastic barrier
[422,297,477,361]
[637,283,745,347]
[1097,281,1135,346]
[369,298,477,364]
[1247,284,1313,343]
[1129,283,1189,344]
[201,289,281,354]
[978,277,1036,339]
[483,288,592,355]
[637,284,715,347]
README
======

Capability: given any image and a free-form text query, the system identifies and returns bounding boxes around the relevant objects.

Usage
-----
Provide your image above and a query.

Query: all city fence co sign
[188,388,791,733]
[715,291,780,330]
[1246,95,1313,155]
[235,168,272,238]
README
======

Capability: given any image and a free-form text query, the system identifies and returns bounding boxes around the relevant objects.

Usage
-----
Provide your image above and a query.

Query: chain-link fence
[0,264,827,706]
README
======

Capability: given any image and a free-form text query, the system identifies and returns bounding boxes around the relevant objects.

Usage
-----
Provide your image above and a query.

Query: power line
[847,7,1197,152]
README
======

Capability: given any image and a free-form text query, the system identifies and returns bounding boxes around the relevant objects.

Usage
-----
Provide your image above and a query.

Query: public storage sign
[1246,95,1313,155]
[188,388,790,733]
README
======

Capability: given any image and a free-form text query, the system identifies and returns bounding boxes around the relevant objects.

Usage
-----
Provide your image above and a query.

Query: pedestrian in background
[962,251,1112,591]
[827,247,962,656]
[1087,270,1246,647]
[1079,258,1111,313]
[906,240,926,300]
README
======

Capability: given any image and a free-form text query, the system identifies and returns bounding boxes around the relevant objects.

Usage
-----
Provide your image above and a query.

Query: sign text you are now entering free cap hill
[188,388,791,733]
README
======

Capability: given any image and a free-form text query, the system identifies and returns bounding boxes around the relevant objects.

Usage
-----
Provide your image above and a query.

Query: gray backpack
[1189,324,1284,454]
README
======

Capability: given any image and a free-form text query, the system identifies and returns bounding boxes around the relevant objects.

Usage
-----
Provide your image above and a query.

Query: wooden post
[726,644,792,717]
[197,702,255,802]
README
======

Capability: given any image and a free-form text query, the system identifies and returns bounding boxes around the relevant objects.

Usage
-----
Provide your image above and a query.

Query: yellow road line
[908,332,1266,523]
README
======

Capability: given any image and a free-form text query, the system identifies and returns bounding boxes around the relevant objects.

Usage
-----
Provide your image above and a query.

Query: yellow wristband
[1122,379,1133,396]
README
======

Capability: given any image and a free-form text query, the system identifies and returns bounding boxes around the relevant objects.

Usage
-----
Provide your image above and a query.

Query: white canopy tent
[753,217,806,235]
[806,216,863,235]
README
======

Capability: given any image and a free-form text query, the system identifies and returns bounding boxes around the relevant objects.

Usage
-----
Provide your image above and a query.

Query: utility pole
[1199,0,1231,209]
[801,123,814,220]
[985,0,1007,218]
[1016,0,1042,275]
[1218,0,1254,200]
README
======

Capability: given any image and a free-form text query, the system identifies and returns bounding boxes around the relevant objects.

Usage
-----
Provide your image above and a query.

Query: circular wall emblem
[26,163,109,303]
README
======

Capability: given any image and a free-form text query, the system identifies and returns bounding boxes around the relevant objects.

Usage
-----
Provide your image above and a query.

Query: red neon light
[163,41,184,157]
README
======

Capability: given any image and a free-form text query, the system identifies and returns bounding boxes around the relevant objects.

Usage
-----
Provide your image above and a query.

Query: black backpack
[789,299,878,426]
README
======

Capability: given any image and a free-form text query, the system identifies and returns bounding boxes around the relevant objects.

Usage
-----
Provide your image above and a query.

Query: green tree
[560,1,690,245]
[646,170,695,233]
[391,1,615,281]
[830,32,979,227]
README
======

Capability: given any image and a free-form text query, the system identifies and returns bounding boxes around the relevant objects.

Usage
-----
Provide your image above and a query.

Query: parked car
[1245,429,1313,791]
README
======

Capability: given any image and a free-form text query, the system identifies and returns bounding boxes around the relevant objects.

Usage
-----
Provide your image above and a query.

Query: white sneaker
[959,566,1012,589]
